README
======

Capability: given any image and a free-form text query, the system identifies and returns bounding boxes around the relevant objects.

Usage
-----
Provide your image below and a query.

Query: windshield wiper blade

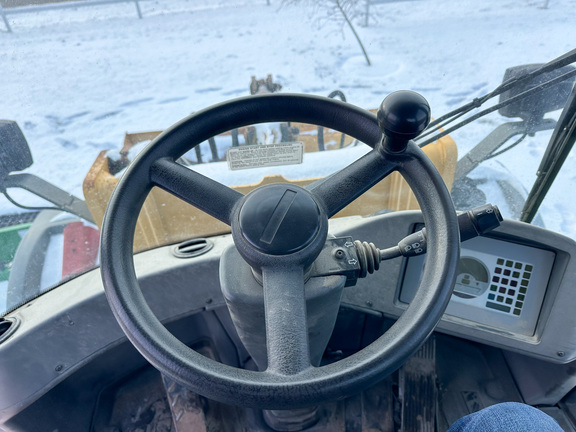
[416,48,576,145]
[520,85,576,223]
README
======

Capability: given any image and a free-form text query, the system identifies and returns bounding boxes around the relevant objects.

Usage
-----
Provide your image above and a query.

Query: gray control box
[401,236,555,336]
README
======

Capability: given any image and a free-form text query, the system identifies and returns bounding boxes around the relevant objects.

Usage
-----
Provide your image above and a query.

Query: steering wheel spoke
[262,266,312,375]
[150,157,242,225]
[307,150,397,217]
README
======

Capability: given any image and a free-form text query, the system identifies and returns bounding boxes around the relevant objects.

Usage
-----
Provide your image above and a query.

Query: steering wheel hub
[238,184,322,255]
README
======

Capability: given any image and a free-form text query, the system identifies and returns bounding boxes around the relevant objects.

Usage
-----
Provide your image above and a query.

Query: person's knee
[447,402,564,431]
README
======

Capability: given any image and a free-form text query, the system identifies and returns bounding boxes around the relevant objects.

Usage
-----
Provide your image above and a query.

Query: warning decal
[226,142,304,171]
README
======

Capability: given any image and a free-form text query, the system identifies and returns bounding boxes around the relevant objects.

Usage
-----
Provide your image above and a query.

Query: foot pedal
[399,336,437,432]
[161,342,246,431]
[162,375,207,431]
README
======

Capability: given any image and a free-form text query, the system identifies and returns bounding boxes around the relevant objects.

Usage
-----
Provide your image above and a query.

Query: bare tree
[283,0,372,66]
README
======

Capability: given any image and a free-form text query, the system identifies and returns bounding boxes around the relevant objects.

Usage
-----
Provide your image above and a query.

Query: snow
[1,0,575,237]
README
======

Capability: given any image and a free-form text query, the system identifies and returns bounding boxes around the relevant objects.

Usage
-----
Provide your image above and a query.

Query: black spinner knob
[377,90,431,153]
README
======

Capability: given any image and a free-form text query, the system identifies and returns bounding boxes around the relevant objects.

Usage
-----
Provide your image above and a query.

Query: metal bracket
[2,173,94,223]
[454,119,556,181]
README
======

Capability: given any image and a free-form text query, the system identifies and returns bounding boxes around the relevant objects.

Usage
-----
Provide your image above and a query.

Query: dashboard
[1,209,576,422]
[332,211,576,364]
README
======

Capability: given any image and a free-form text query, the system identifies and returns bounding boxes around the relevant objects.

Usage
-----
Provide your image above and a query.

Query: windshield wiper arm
[520,85,576,223]
[416,68,576,147]
[416,48,576,145]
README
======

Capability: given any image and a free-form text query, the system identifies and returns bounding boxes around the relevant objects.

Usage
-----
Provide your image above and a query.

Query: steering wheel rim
[100,93,460,409]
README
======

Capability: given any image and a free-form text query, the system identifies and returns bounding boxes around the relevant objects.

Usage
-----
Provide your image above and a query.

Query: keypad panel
[486,258,533,316]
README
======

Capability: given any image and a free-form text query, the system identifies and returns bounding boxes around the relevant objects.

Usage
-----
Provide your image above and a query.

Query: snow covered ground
[1,0,575,236]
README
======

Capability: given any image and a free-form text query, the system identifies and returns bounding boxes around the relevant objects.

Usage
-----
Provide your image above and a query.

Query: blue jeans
[448,402,564,431]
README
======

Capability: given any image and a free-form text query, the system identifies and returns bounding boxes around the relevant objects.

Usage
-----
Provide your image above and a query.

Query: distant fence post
[0,5,12,33]
[364,0,370,27]
[134,0,142,18]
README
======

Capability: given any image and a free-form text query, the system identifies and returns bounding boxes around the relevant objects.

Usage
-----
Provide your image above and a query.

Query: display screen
[453,257,490,299]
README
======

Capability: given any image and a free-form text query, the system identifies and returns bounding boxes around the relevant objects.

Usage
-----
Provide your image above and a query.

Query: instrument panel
[401,235,555,336]
[335,211,576,363]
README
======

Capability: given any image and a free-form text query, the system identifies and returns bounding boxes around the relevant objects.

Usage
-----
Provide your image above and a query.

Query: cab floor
[91,332,576,431]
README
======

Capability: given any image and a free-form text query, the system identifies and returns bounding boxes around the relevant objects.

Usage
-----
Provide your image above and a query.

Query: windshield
[1,0,575,316]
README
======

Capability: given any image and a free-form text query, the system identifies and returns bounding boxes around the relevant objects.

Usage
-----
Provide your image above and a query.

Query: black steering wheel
[100,92,460,410]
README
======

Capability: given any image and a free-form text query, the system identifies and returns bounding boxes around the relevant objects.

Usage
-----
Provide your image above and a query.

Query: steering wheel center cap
[238,184,322,255]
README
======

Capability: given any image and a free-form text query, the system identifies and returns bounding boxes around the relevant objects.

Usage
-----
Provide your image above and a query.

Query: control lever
[310,204,502,286]
[396,203,503,258]
[351,203,502,280]
[352,203,502,277]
